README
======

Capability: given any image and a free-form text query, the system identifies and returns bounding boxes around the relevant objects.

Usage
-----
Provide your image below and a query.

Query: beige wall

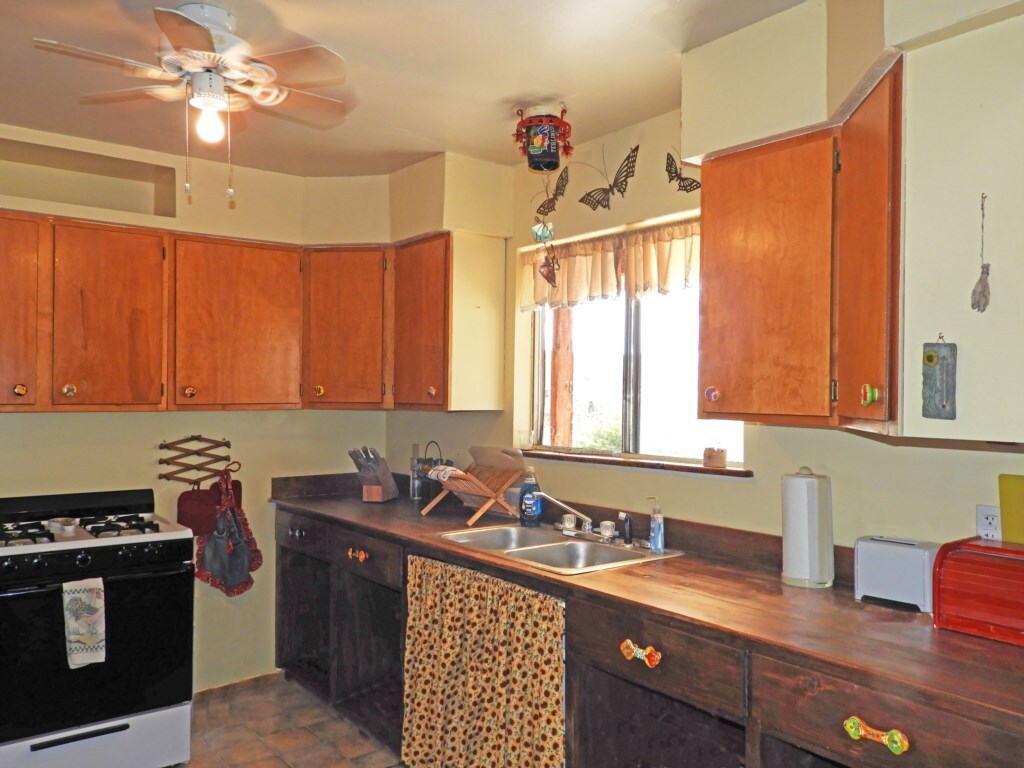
[885,0,1024,47]
[302,175,391,244]
[388,154,446,242]
[901,14,1024,441]
[681,0,828,159]
[826,0,886,114]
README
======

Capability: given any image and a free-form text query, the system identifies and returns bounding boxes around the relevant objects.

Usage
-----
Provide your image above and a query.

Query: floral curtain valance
[519,219,700,310]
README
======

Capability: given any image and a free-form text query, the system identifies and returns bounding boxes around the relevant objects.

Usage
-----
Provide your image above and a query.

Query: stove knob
[1,559,17,575]
[142,543,160,559]
[30,556,47,570]
[116,547,134,562]
[75,552,92,568]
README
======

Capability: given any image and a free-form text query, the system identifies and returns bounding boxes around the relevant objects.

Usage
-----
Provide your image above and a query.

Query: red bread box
[933,536,1024,646]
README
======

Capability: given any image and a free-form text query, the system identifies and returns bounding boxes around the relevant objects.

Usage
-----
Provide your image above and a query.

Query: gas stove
[0,488,193,589]
[0,488,194,768]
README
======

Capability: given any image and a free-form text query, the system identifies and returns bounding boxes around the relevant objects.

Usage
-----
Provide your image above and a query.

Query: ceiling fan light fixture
[188,70,227,112]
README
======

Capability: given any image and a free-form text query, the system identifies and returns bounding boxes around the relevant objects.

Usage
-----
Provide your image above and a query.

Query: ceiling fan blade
[253,45,347,88]
[33,38,178,81]
[153,7,216,53]
[81,84,186,104]
[259,88,347,129]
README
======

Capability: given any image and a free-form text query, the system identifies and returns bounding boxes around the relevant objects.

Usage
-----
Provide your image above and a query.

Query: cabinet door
[174,239,301,407]
[836,63,901,422]
[53,224,165,407]
[0,215,43,407]
[699,130,835,420]
[393,233,449,409]
[304,248,386,408]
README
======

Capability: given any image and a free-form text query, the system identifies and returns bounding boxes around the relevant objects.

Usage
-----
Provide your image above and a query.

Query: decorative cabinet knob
[619,638,662,669]
[313,385,325,397]
[703,386,720,402]
[859,384,881,407]
[183,386,198,398]
[12,384,28,397]
[61,384,77,397]
[288,528,306,539]
[843,715,909,755]
[426,386,438,398]
[347,547,369,563]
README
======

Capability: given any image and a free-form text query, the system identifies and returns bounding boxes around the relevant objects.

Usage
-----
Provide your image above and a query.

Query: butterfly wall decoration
[665,152,701,193]
[578,145,639,211]
[536,166,570,216]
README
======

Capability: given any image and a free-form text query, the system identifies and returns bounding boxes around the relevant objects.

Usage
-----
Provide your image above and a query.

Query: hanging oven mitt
[195,467,263,596]
[176,479,242,537]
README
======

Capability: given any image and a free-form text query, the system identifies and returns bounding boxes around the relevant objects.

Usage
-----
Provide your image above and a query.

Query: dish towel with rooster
[63,577,106,669]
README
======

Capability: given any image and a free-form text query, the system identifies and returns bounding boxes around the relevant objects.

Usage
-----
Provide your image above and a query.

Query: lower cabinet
[566,597,746,768]
[274,511,404,752]
[750,655,1024,768]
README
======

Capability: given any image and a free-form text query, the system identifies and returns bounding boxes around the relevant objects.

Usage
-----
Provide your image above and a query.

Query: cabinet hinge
[382,383,386,396]
[162,247,167,261]
[830,379,839,402]
[383,255,388,270]
[161,383,165,396]
[299,383,304,397]
[833,149,842,173]
[298,259,303,273]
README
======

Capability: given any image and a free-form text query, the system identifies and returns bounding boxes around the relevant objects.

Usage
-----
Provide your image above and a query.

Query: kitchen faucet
[533,492,593,533]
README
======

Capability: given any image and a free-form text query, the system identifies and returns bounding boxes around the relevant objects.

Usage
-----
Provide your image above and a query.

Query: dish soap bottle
[647,495,665,554]
[519,467,542,528]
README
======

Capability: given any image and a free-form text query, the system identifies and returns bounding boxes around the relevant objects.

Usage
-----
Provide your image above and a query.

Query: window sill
[521,449,753,478]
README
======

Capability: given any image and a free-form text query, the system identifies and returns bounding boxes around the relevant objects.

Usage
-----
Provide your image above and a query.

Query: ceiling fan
[34,3,348,143]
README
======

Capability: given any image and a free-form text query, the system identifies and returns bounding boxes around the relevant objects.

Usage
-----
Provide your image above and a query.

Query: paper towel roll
[781,466,834,588]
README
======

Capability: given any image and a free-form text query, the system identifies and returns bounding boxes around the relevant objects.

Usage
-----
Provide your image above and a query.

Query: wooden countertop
[272,493,1024,732]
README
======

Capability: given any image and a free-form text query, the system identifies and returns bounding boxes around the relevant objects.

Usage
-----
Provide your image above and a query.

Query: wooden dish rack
[420,463,523,526]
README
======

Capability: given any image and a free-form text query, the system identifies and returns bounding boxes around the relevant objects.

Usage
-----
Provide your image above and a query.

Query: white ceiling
[1,0,803,177]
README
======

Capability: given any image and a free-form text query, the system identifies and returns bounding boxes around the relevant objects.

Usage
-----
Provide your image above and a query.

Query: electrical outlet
[976,504,1001,540]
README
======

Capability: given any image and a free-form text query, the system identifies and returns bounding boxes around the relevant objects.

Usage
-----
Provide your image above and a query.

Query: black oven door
[0,564,194,745]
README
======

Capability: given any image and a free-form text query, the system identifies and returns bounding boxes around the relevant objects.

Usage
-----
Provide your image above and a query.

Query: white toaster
[854,536,941,612]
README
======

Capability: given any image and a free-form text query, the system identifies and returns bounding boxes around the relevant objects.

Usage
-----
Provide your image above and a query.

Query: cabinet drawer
[752,655,1024,767]
[566,598,744,719]
[331,527,403,589]
[276,511,331,561]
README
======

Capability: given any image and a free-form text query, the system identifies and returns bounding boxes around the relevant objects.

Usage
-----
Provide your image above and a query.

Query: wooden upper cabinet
[393,234,449,409]
[0,213,46,408]
[173,239,301,408]
[52,223,165,407]
[304,248,387,408]
[836,62,902,424]
[699,130,836,420]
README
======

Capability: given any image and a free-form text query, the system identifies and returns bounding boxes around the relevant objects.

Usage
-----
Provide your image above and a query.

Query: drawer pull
[347,547,369,563]
[619,638,662,669]
[288,528,306,539]
[12,384,28,397]
[844,715,909,755]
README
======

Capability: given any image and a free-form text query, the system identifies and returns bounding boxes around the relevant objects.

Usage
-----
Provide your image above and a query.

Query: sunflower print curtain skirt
[402,556,565,768]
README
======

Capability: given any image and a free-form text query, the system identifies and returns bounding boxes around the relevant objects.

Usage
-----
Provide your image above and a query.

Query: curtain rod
[519,208,700,254]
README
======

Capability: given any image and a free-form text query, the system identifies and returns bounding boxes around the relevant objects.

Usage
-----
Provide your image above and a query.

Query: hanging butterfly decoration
[538,241,559,288]
[536,166,569,216]
[665,152,701,193]
[578,145,639,211]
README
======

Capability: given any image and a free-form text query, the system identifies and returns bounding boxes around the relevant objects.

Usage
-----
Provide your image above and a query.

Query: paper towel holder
[781,466,834,589]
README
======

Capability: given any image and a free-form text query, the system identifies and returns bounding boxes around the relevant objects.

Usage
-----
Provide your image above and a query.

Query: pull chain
[183,81,192,195]
[226,102,234,200]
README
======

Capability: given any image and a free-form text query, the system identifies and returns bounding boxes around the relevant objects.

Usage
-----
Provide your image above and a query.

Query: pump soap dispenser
[647,496,665,554]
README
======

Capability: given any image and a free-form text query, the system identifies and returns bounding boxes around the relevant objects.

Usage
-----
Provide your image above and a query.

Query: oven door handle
[103,563,194,583]
[0,583,62,599]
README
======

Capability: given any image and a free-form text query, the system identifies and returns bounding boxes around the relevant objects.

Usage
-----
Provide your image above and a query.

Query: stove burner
[0,521,56,546]
[80,515,160,538]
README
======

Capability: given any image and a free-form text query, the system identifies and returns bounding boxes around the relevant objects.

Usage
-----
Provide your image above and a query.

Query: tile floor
[188,673,402,768]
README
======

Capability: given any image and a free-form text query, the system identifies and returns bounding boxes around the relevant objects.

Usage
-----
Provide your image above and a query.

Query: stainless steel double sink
[439,524,682,575]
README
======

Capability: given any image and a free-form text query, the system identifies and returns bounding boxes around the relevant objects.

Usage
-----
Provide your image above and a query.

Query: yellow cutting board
[998,474,1024,543]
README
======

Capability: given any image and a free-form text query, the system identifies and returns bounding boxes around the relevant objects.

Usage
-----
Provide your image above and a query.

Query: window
[524,218,743,464]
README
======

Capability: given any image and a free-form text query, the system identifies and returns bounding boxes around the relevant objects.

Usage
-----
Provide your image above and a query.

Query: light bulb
[195,108,225,144]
